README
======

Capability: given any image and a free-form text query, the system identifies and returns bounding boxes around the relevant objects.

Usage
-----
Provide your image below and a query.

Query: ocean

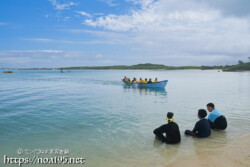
[0,70,249,167]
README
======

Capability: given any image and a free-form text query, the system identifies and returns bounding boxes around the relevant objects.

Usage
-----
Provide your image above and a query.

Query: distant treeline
[14,62,250,71]
[200,66,224,70]
[19,68,53,70]
[61,63,201,70]
[61,62,250,71]
[222,62,250,72]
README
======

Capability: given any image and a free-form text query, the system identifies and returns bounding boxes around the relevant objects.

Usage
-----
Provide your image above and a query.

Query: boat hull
[122,80,168,88]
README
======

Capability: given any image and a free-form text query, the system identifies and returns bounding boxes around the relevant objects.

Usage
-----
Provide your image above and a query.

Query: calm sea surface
[0,70,250,167]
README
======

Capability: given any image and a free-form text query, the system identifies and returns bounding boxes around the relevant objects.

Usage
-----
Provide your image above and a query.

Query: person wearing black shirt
[185,109,211,138]
[153,112,181,144]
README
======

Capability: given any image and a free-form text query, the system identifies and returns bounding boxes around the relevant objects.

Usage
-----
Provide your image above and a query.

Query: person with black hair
[131,77,137,84]
[207,103,227,130]
[153,112,181,144]
[185,109,211,138]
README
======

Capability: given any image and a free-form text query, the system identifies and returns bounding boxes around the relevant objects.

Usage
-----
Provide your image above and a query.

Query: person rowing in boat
[153,78,158,83]
[144,78,148,83]
[153,112,181,144]
[139,78,144,83]
[131,77,138,84]
[148,78,152,83]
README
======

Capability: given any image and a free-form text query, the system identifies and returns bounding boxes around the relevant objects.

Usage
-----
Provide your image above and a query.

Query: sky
[0,0,250,68]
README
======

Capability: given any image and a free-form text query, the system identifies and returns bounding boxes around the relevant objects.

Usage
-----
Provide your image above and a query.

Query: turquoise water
[0,70,250,167]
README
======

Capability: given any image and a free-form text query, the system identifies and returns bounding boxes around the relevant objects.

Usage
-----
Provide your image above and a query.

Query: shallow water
[0,70,250,167]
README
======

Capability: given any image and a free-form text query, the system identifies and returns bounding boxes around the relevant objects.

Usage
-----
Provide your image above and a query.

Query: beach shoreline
[167,134,250,167]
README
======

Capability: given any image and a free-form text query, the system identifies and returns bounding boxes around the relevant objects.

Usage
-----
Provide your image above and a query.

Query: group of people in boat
[153,103,227,144]
[123,76,158,84]
[3,71,13,73]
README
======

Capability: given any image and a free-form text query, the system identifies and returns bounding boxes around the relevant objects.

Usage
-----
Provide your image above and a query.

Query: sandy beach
[168,134,250,167]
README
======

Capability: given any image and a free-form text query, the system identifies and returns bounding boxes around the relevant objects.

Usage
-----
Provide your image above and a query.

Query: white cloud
[63,16,71,21]
[83,0,250,65]
[85,1,219,32]
[8,50,63,53]
[94,13,105,16]
[95,54,104,59]
[76,11,92,18]
[22,37,116,45]
[21,38,54,42]
[65,29,128,38]
[126,0,155,9]
[0,22,7,25]
[49,0,77,10]
[0,50,118,68]
[99,0,118,7]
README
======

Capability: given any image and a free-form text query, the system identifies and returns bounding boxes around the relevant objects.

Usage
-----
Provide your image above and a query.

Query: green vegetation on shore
[62,62,250,71]
[18,68,54,70]
[200,66,224,70]
[14,61,250,71]
[222,62,250,72]
[62,63,201,70]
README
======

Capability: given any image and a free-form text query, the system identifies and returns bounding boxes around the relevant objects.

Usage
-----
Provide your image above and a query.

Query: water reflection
[123,85,167,96]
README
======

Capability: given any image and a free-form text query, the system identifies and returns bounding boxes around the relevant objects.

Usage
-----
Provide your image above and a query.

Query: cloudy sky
[0,0,250,68]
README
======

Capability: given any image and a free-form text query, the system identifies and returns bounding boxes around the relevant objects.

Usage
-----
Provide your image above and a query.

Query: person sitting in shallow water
[148,78,152,83]
[153,112,181,144]
[185,109,211,138]
[153,78,158,83]
[144,78,148,83]
[207,103,227,130]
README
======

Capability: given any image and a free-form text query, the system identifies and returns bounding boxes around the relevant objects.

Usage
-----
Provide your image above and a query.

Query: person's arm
[153,125,166,142]
[207,113,211,121]
[192,122,199,134]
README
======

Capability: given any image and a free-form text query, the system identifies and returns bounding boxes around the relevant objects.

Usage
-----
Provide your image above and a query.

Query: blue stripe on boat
[122,80,168,88]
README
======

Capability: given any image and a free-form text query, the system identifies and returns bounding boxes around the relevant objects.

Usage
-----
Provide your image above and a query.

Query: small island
[14,61,250,72]
[60,62,250,72]
[61,63,201,70]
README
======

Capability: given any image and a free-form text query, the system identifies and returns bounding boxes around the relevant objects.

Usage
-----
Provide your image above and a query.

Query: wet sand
[168,134,250,167]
